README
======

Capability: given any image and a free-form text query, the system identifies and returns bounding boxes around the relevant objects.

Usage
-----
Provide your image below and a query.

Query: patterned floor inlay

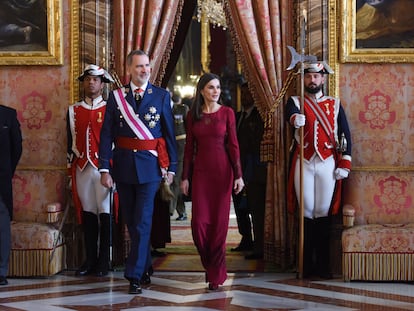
[0,271,413,310]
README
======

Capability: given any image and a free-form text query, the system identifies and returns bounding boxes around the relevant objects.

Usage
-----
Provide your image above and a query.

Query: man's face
[304,72,325,94]
[241,85,254,109]
[83,75,104,98]
[128,54,151,86]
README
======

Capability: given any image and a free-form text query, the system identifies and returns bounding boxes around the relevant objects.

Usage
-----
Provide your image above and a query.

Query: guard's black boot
[303,217,315,278]
[96,213,111,277]
[76,211,98,276]
[315,216,332,279]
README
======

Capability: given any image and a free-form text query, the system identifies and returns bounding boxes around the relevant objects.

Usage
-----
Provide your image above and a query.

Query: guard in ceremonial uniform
[99,50,177,295]
[170,94,189,220]
[286,61,352,279]
[67,64,114,277]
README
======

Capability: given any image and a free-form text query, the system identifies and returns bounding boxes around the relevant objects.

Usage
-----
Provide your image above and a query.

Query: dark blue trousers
[118,181,159,281]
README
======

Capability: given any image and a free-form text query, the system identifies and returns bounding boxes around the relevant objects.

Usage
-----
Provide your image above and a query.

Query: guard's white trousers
[294,155,336,219]
[76,163,110,215]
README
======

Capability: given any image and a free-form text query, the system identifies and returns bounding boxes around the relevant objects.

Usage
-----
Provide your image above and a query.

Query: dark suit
[233,107,267,255]
[99,83,177,281]
[0,105,22,277]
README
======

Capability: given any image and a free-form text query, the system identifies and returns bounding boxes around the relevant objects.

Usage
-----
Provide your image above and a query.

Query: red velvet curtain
[225,0,293,268]
[112,0,184,85]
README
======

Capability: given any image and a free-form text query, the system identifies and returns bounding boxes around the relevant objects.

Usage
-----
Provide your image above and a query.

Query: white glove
[335,168,349,180]
[293,114,305,128]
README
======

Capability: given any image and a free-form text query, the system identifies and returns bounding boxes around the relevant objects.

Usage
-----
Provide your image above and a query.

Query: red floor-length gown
[182,106,242,286]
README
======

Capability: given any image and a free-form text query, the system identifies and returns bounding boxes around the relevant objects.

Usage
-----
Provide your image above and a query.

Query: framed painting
[0,0,62,65]
[339,0,414,63]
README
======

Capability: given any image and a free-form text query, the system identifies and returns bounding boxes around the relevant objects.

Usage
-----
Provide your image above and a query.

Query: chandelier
[197,0,227,29]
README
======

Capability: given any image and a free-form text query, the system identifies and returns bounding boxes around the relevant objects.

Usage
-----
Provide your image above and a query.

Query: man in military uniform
[170,93,189,220]
[286,62,352,279]
[99,50,177,295]
[67,64,114,277]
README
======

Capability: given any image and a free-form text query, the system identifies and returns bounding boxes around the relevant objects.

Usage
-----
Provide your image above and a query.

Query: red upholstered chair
[8,202,66,277]
[342,204,414,281]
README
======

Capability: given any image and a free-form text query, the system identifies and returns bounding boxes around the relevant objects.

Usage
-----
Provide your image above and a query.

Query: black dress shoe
[76,265,95,276]
[151,249,166,257]
[231,243,253,252]
[147,265,154,276]
[128,280,142,294]
[245,252,263,260]
[318,271,333,279]
[140,272,151,285]
[176,214,187,221]
[95,268,108,277]
[0,276,8,286]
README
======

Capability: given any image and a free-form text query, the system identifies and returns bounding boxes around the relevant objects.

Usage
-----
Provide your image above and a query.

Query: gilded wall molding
[70,0,80,104]
[328,0,338,97]
[352,167,414,172]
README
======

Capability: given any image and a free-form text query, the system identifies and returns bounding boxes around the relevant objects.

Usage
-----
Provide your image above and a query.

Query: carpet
[152,245,265,272]
[170,225,241,246]
[152,220,270,273]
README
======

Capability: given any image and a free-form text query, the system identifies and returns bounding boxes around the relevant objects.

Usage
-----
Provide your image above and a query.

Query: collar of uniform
[306,90,324,101]
[84,95,104,106]
[130,81,148,94]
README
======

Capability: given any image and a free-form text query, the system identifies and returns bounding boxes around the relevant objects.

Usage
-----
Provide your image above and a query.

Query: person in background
[286,61,352,279]
[67,64,114,277]
[181,96,193,110]
[231,82,267,260]
[180,73,244,291]
[0,105,22,286]
[99,50,177,295]
[170,93,189,221]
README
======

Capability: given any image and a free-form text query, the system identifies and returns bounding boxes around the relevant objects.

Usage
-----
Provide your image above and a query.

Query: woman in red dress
[181,73,244,290]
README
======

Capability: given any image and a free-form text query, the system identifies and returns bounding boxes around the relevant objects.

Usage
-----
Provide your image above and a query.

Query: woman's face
[200,78,221,103]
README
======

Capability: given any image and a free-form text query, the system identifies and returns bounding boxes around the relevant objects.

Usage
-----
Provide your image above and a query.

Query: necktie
[134,88,143,103]
[237,111,247,130]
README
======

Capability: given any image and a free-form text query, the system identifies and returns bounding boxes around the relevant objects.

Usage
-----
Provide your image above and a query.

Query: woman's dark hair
[191,73,221,121]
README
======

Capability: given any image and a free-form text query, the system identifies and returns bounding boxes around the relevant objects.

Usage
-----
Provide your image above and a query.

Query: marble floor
[1,270,414,310]
[3,205,413,310]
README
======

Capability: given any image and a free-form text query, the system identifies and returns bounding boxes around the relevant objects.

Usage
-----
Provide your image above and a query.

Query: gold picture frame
[0,0,62,65]
[70,0,80,103]
[339,0,414,63]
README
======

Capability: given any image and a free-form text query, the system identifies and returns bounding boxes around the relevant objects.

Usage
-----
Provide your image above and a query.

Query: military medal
[324,103,330,115]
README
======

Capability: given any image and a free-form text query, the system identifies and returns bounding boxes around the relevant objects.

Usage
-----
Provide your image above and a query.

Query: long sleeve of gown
[182,112,194,181]
[225,109,242,179]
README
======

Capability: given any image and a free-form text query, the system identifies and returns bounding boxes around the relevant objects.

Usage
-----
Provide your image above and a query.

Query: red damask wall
[340,63,414,224]
[3,3,413,247]
[3,2,71,222]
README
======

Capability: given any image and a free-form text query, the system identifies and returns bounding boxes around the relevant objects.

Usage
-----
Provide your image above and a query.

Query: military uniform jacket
[286,93,352,170]
[285,92,352,215]
[99,83,178,184]
[172,103,188,137]
[67,96,106,170]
